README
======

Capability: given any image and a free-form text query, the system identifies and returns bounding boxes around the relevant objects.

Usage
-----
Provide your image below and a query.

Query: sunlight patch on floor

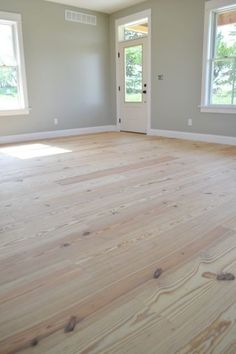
[0,143,72,159]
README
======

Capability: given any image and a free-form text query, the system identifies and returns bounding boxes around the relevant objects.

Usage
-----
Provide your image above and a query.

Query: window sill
[200,106,236,114]
[0,108,30,117]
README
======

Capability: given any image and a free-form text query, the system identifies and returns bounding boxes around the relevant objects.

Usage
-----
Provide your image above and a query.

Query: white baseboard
[148,129,236,146]
[1,126,235,146]
[0,125,118,145]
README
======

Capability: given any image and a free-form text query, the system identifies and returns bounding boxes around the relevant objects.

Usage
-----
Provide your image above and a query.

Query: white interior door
[118,38,148,133]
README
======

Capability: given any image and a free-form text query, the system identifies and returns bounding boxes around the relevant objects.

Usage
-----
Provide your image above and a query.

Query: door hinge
[118,52,120,59]
[119,118,121,124]
[118,86,121,91]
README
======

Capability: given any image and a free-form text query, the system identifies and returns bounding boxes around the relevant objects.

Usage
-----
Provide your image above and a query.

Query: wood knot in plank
[64,316,77,333]
[202,272,216,280]
[30,338,39,347]
[83,231,91,236]
[61,243,70,248]
[153,268,163,279]
[216,273,235,281]
[202,272,235,281]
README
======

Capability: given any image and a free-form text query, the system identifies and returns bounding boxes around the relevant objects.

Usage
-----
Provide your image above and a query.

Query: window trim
[201,0,236,114]
[0,11,29,116]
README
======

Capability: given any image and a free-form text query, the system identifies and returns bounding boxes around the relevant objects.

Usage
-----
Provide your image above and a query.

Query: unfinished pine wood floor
[0,132,236,354]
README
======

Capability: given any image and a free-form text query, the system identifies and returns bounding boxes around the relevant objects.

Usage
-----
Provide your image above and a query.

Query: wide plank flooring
[0,132,236,354]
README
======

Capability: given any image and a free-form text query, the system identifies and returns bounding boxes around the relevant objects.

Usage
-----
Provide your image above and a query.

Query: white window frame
[0,12,29,116]
[201,0,236,114]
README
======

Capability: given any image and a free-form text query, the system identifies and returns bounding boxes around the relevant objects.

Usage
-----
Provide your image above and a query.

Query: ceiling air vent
[65,10,97,26]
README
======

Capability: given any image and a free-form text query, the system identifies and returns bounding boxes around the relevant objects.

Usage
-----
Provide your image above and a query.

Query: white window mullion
[11,23,22,108]
[231,58,236,104]
[209,58,215,105]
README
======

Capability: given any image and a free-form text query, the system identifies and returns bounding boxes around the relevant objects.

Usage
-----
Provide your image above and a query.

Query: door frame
[115,9,152,133]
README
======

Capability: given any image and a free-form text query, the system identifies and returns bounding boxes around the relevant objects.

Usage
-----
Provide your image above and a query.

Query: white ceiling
[45,0,147,14]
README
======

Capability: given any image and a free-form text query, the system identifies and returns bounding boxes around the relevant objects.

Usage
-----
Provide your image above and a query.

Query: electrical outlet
[54,118,59,125]
[188,118,193,127]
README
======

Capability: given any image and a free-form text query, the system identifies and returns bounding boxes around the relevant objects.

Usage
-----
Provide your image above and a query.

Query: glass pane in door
[125,45,143,103]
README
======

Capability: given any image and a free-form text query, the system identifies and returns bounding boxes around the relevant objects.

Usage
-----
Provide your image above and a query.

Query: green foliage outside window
[212,23,236,105]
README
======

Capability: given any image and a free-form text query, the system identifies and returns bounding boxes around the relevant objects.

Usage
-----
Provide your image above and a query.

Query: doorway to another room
[116,10,151,134]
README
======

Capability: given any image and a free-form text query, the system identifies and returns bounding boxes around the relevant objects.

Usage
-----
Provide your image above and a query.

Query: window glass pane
[211,58,235,104]
[215,10,236,58]
[0,23,16,66]
[0,21,21,110]
[124,22,148,41]
[125,45,143,103]
[0,66,20,109]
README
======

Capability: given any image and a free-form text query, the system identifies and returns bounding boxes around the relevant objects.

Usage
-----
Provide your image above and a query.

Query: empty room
[0,0,236,353]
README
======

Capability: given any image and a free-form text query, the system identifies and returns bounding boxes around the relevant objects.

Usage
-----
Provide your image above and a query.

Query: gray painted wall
[110,0,236,137]
[0,0,112,136]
